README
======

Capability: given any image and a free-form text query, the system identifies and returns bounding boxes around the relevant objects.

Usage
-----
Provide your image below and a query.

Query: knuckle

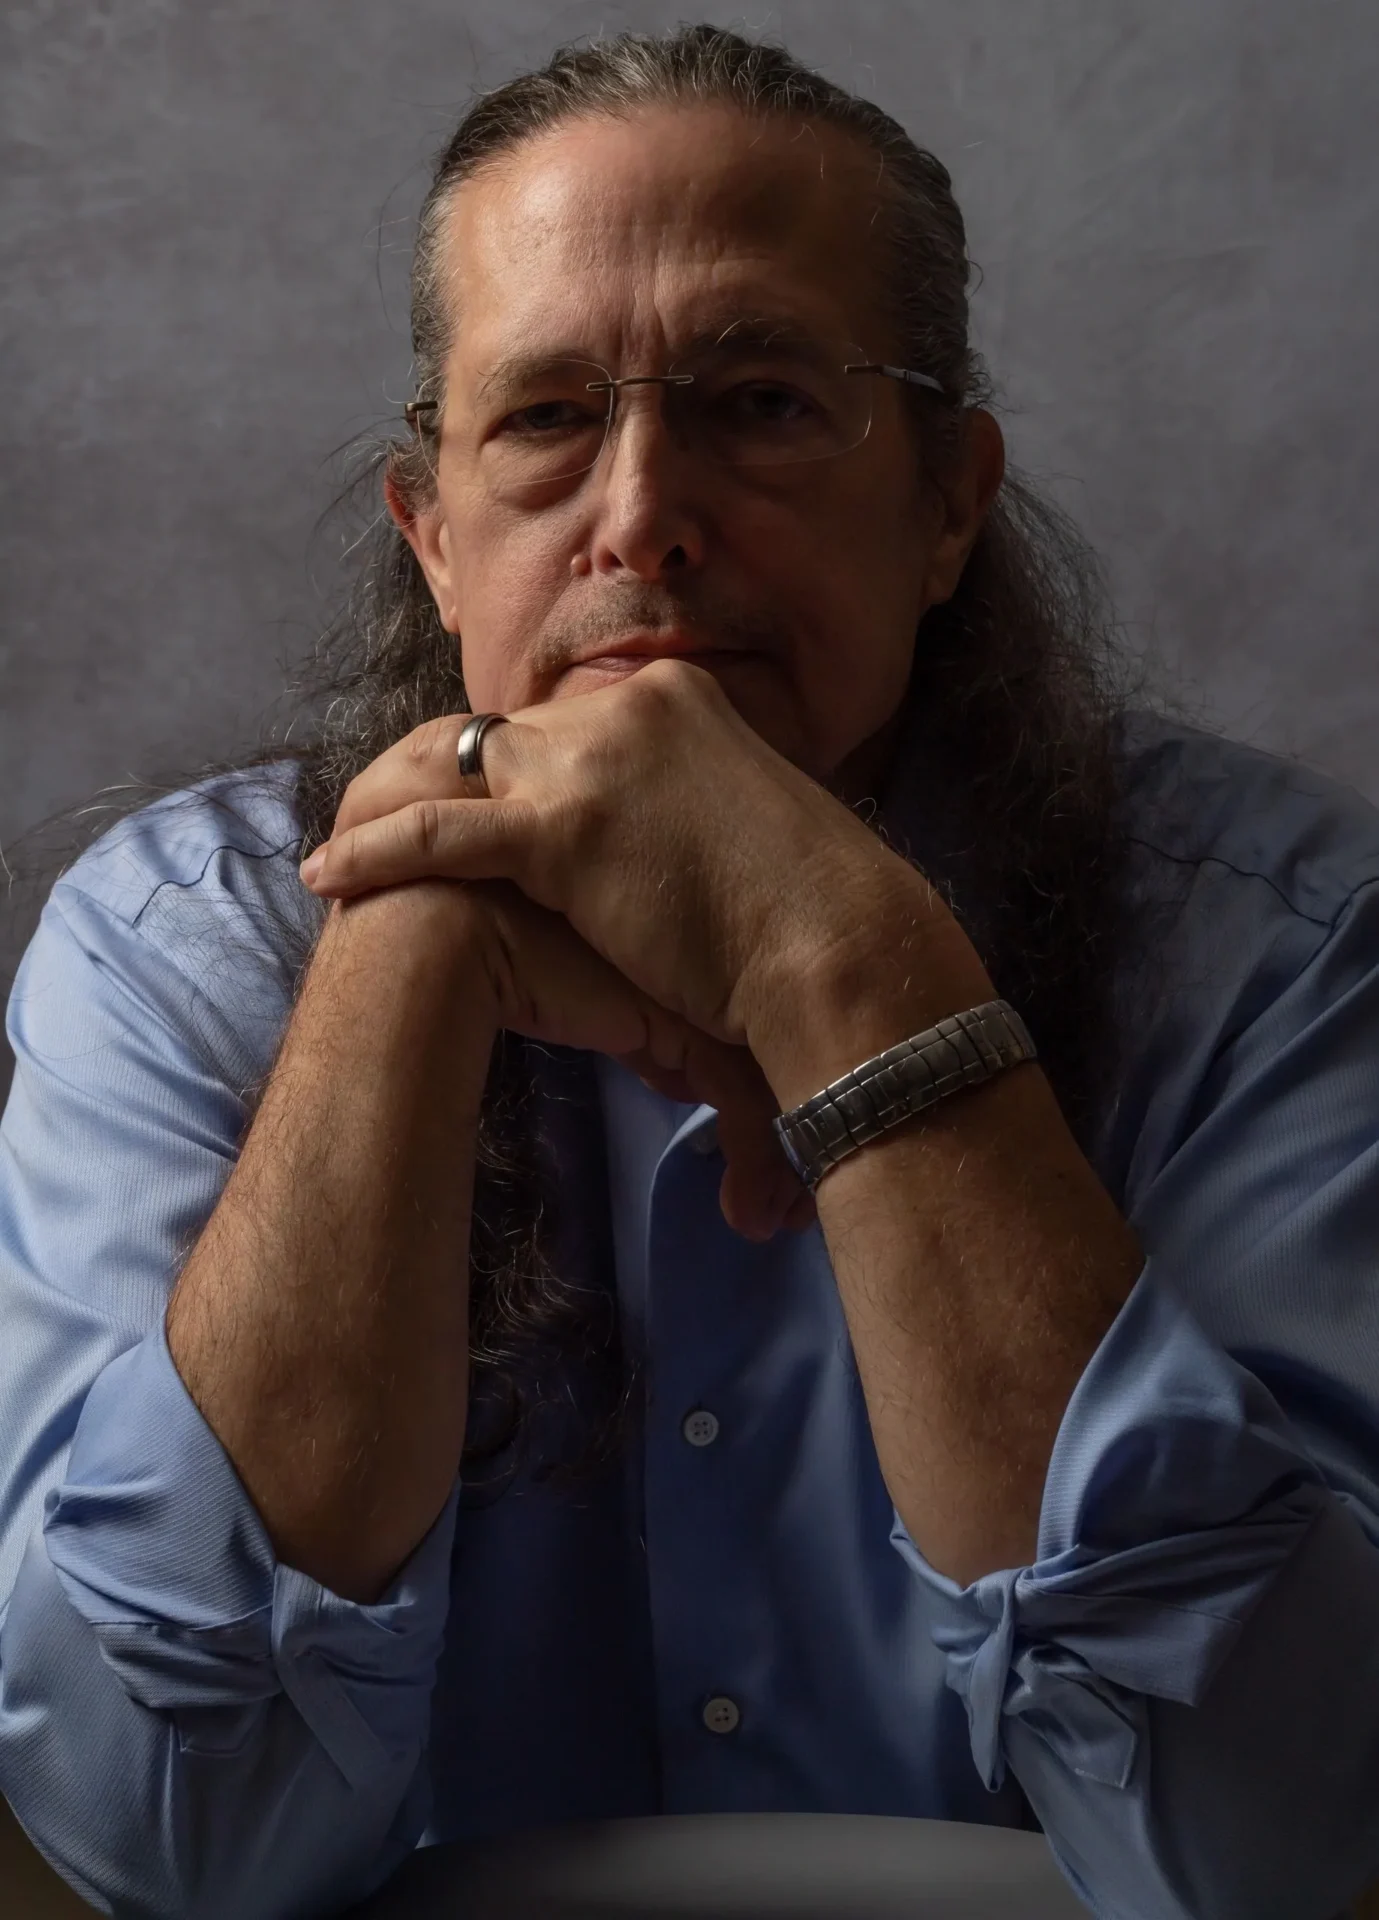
[325,835,355,882]
[626,654,712,720]
[617,667,677,731]
[335,771,369,831]
[629,656,684,700]
[404,716,454,772]
[407,797,444,857]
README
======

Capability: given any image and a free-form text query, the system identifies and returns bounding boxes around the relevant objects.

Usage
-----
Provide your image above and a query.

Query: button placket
[643,1137,768,1795]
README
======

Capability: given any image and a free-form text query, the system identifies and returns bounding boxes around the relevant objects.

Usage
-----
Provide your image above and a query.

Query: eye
[498,399,603,438]
[719,380,818,424]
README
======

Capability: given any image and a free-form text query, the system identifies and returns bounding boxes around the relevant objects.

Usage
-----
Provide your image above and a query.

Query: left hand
[300,658,943,1056]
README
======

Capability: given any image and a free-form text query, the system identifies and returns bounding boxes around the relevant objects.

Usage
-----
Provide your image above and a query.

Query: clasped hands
[299,658,962,1241]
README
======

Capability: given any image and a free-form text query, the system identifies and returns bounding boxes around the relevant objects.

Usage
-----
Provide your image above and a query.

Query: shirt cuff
[42,1320,457,1790]
[892,1259,1332,1793]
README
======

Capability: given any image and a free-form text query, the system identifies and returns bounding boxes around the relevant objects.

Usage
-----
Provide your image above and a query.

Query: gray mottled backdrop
[3,1,1377,1044]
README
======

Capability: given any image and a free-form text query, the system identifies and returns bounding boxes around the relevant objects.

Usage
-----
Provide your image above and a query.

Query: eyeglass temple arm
[845,362,946,395]
[584,373,696,392]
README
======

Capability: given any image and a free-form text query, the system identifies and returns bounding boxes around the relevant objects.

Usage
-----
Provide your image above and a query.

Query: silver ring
[455,712,508,797]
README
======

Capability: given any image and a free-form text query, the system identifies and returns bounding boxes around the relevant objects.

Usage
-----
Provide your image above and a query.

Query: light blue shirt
[2,711,1378,1920]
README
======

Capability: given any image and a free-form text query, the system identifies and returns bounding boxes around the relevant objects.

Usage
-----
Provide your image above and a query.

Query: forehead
[439,105,891,365]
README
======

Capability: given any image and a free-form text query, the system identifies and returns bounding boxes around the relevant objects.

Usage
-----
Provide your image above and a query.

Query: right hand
[456,878,818,1243]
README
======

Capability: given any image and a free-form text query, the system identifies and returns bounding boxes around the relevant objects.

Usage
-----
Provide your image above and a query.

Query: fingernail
[299,848,326,885]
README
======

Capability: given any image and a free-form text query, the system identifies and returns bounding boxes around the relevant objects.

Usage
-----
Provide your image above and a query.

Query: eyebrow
[473,310,837,405]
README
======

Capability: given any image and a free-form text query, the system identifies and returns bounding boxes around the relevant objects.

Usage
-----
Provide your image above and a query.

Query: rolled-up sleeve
[7,1332,457,1918]
[0,828,455,1918]
[896,873,1379,1919]
[41,1320,457,1790]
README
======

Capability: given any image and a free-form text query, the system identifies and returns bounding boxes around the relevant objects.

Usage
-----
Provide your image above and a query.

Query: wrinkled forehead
[437,105,893,372]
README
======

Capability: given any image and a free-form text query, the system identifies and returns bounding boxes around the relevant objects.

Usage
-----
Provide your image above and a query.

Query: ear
[920,408,1006,606]
[384,469,461,635]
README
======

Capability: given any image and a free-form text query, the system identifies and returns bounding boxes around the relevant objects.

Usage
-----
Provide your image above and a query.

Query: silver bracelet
[772,999,1038,1193]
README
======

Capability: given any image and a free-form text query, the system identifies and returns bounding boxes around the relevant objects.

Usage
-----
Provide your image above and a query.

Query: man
[1,24,1377,1920]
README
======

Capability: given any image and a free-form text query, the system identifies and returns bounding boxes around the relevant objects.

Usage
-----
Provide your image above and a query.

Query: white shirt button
[702,1695,741,1735]
[689,1120,719,1155]
[681,1408,720,1448]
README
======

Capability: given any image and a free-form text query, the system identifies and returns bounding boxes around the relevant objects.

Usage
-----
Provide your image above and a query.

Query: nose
[583,381,706,582]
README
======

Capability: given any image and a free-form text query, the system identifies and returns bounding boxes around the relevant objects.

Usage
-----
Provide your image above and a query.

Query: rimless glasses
[403,324,947,506]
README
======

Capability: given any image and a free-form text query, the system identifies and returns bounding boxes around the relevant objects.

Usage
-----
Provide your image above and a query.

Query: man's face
[395,104,1004,790]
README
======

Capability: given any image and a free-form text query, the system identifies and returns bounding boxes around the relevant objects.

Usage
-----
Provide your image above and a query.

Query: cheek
[456,614,534,714]
[448,510,571,712]
[736,494,923,769]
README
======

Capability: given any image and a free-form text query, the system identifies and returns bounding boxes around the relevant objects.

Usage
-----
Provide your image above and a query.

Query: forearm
[166,880,498,1602]
[750,901,1142,1586]
[814,1068,1140,1582]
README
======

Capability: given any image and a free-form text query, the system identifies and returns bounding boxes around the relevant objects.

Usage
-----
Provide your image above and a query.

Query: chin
[717,685,818,776]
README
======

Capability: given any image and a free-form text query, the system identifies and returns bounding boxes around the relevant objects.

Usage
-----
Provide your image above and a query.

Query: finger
[665,1034,809,1243]
[330,712,532,836]
[470,881,657,1058]
[301,797,537,898]
[714,1100,801,1242]
[330,717,471,837]
[613,1024,803,1242]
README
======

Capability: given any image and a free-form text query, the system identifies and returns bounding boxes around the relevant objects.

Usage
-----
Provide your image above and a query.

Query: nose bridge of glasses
[590,371,695,433]
[589,370,699,472]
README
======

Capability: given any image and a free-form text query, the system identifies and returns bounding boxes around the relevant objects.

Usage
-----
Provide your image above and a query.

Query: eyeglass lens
[469,329,876,503]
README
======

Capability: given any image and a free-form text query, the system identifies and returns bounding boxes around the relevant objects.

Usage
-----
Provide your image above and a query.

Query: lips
[575,632,710,663]
[571,632,755,669]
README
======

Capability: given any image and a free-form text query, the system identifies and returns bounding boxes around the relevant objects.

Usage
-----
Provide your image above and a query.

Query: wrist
[321,880,503,1036]
[744,879,997,1112]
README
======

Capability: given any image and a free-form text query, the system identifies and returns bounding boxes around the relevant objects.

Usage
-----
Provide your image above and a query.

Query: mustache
[529,587,788,673]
